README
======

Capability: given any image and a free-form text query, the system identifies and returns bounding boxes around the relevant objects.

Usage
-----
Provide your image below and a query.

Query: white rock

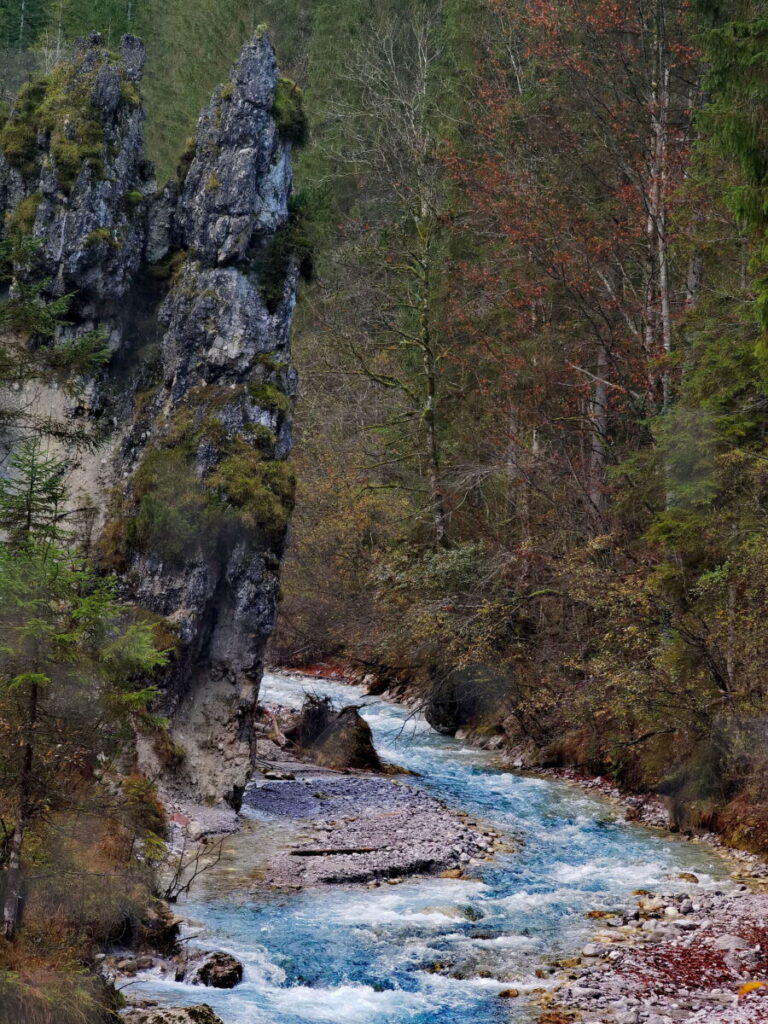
[712,933,751,951]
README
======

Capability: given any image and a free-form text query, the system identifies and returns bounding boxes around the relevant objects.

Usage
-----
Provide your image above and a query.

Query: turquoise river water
[130,670,730,1023]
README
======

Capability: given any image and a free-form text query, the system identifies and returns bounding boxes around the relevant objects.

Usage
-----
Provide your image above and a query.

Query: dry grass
[0,954,116,1024]
[0,796,156,1024]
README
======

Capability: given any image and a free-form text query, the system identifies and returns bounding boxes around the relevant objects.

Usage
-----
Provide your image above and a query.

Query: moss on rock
[120,381,294,562]
[85,226,118,248]
[248,381,291,418]
[5,191,43,235]
[209,442,295,542]
[272,77,308,146]
[0,47,141,192]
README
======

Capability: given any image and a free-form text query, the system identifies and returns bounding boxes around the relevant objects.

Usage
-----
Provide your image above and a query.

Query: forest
[3,1,768,1023]
[274,0,768,843]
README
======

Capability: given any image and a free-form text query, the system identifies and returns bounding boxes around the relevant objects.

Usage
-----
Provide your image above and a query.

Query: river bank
[115,689,501,1019]
[546,886,768,1023]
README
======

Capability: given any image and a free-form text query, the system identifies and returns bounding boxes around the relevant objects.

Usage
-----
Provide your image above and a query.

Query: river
[130,670,731,1023]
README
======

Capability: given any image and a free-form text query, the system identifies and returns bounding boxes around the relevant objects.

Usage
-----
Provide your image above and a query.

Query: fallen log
[289,846,379,857]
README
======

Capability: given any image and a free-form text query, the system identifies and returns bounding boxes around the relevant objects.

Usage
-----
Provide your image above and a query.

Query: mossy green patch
[256,352,289,373]
[85,226,118,248]
[0,120,38,176]
[246,423,278,454]
[0,49,139,192]
[5,191,43,235]
[248,381,291,417]
[125,384,294,560]
[273,76,308,146]
[133,385,160,419]
[0,80,47,174]
[252,187,319,312]
[120,79,141,108]
[209,441,295,542]
[34,61,106,190]
[129,446,225,564]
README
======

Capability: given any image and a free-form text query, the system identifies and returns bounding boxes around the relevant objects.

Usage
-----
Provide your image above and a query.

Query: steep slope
[0,29,301,806]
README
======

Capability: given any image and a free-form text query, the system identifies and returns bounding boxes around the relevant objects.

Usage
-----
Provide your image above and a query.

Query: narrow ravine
[130,672,731,1024]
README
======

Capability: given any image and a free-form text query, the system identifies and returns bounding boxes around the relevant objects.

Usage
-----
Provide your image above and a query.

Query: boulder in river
[186,950,244,988]
[425,665,511,736]
[285,696,382,771]
[310,705,382,771]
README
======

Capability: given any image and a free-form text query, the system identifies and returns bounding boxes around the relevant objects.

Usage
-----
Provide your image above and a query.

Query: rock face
[0,34,152,317]
[0,31,301,805]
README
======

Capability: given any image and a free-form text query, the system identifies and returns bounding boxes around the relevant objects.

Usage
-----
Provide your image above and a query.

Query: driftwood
[289,846,379,857]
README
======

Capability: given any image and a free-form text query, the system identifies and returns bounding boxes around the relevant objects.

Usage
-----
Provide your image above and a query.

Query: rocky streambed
[547,883,768,1023]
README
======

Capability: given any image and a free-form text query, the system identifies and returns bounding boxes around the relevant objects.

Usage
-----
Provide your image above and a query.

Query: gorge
[5,4,768,1024]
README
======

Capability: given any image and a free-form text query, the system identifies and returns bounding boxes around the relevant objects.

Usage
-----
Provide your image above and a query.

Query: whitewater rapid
[130,671,730,1023]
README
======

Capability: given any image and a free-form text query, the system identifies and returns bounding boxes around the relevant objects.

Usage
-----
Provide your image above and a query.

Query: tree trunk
[655,65,672,410]
[17,0,26,52]
[418,225,448,546]
[2,682,37,941]
[588,344,608,530]
[423,341,448,546]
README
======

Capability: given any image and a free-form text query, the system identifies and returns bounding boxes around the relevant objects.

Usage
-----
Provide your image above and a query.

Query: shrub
[273,76,309,146]
[0,119,38,176]
[251,187,321,311]
[84,227,115,248]
[210,444,295,542]
[129,447,219,563]
[248,381,291,417]
[0,80,47,175]
[5,191,42,235]
[122,774,167,837]
[0,967,111,1024]
[176,135,196,182]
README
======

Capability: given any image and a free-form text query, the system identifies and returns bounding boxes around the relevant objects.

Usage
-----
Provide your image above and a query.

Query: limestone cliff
[0,31,303,806]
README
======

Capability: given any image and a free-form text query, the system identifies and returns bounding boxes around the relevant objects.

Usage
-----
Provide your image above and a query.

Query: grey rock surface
[175,35,290,265]
[185,950,244,988]
[1,33,153,320]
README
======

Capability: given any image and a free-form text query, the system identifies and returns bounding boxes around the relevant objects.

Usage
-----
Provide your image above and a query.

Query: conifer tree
[0,443,163,941]
[695,2,768,355]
